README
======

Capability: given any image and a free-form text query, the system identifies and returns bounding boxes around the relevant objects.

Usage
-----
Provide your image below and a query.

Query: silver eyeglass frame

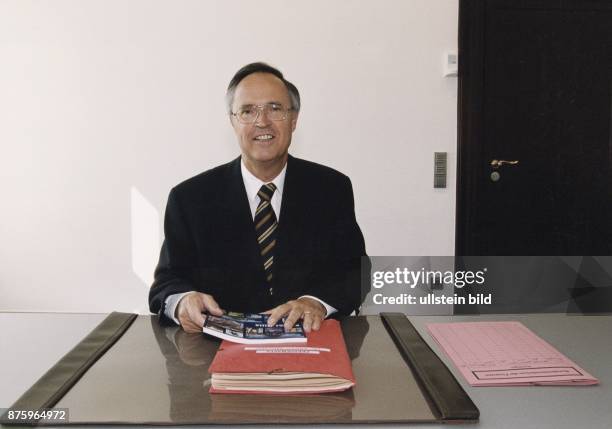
[230,103,295,124]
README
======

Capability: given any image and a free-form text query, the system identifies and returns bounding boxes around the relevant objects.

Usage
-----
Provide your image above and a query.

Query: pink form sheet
[427,321,599,386]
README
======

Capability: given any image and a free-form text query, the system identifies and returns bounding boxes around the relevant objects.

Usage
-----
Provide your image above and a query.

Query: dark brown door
[457,0,612,255]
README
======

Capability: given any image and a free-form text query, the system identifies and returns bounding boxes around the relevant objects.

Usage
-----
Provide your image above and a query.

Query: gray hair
[226,62,301,114]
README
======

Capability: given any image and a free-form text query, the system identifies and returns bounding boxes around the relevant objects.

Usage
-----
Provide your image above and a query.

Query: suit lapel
[276,155,302,267]
[225,157,263,270]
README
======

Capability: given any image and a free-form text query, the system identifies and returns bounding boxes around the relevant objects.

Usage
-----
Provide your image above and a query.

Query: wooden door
[457,0,612,255]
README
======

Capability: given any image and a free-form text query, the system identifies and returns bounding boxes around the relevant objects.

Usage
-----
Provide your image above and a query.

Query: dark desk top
[1,312,610,428]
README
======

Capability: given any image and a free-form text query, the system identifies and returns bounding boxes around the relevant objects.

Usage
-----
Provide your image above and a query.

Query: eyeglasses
[231,103,294,124]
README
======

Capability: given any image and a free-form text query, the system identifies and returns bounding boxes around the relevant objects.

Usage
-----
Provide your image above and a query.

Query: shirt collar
[240,158,287,203]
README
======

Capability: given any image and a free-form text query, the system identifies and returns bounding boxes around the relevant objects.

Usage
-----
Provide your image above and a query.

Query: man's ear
[291,112,299,132]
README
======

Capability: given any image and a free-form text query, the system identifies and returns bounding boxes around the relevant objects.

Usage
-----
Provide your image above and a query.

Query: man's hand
[264,297,327,333]
[176,292,224,333]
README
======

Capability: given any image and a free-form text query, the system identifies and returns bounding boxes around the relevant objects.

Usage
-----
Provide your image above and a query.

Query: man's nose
[254,107,271,127]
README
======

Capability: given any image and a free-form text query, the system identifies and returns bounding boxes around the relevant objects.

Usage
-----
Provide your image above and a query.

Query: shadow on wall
[130,186,161,287]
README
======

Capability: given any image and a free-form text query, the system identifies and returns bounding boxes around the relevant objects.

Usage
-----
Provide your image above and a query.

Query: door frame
[455,0,486,256]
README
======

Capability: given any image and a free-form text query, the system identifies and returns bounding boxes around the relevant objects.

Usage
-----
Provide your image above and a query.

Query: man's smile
[253,133,276,143]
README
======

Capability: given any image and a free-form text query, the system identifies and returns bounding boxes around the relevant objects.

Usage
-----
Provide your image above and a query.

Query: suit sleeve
[148,188,198,321]
[306,176,371,317]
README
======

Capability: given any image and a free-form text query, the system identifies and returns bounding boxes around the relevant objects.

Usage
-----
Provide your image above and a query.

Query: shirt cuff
[164,292,192,325]
[299,295,337,318]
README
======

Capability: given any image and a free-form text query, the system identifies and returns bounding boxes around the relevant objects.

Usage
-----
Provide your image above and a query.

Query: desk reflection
[149,316,369,424]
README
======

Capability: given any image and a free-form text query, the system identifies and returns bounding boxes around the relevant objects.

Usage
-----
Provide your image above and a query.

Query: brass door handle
[490,159,519,168]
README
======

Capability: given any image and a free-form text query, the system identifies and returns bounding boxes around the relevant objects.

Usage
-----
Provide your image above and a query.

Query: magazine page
[203,312,306,344]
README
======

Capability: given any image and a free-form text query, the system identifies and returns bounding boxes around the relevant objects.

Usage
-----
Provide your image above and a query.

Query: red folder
[208,319,355,394]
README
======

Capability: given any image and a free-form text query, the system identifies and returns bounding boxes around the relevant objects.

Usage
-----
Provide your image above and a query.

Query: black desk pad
[2,313,478,425]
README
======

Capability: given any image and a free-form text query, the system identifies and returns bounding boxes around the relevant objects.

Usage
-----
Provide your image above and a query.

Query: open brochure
[202,312,306,344]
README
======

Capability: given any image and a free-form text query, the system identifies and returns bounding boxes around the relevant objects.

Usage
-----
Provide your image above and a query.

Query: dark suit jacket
[149,155,368,322]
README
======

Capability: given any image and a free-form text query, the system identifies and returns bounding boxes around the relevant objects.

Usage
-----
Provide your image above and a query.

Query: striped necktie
[254,183,278,294]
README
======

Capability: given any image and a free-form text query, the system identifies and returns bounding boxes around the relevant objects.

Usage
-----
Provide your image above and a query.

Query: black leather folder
[1,312,478,425]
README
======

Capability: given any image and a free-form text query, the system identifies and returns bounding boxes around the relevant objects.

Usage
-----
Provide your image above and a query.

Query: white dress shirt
[164,158,337,324]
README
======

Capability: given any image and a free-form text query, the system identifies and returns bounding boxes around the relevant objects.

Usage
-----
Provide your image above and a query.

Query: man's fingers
[267,303,291,326]
[311,314,323,331]
[176,292,225,332]
[302,312,313,333]
[187,305,205,328]
[177,293,203,332]
[284,307,302,330]
[302,312,323,332]
[202,295,224,316]
[266,298,327,331]
[178,311,202,333]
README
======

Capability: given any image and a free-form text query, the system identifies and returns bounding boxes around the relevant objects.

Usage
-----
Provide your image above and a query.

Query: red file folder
[208,319,356,394]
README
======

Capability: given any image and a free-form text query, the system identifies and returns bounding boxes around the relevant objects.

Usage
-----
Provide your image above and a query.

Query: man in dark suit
[149,62,368,333]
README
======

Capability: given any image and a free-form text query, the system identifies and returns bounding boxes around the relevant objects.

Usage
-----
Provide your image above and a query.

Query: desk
[1,312,610,428]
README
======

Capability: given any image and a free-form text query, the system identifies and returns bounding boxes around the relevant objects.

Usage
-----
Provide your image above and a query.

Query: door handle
[490,159,519,169]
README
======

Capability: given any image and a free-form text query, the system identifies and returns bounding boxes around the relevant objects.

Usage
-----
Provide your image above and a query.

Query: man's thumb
[203,296,224,315]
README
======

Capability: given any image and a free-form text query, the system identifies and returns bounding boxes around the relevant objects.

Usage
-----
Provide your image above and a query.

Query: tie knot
[257,183,276,202]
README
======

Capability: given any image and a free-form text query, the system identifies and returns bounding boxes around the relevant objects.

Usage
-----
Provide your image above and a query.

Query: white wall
[0,0,458,313]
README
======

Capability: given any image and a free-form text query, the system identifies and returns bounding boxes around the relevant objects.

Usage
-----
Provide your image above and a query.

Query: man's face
[230,72,298,170]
